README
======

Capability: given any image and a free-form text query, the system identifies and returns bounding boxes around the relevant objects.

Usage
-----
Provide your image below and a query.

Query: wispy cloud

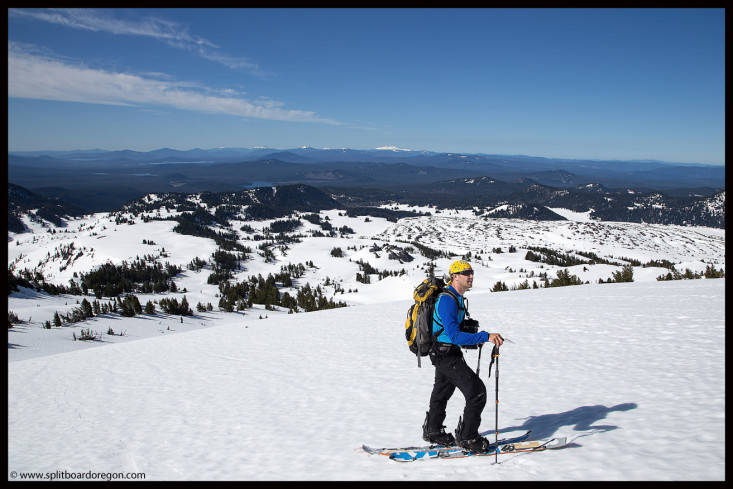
[8,43,339,125]
[8,8,268,75]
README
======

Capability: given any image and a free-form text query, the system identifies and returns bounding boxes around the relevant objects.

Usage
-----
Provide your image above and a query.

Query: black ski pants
[426,348,487,440]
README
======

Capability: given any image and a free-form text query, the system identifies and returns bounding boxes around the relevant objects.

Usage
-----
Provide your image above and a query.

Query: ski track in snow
[7,208,726,480]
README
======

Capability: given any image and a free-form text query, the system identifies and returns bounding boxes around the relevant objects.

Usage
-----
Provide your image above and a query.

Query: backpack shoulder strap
[440,288,459,301]
[432,288,464,332]
[438,288,463,311]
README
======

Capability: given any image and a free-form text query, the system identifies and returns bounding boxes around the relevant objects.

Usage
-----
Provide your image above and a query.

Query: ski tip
[545,437,569,449]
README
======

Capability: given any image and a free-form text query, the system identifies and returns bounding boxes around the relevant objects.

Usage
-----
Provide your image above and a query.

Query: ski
[360,430,531,456]
[388,436,569,462]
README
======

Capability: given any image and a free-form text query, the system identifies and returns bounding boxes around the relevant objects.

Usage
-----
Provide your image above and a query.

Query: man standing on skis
[421,260,504,452]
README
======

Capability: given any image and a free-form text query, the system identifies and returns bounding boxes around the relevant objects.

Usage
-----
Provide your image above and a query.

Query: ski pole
[493,344,500,464]
[486,335,508,380]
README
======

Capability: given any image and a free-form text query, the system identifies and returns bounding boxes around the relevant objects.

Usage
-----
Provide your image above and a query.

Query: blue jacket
[432,285,489,346]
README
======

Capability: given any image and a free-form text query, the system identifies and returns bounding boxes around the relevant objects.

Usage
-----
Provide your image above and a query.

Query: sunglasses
[455,270,474,276]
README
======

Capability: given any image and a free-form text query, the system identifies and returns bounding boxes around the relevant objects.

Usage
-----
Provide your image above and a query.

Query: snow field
[8,205,725,480]
[8,279,725,480]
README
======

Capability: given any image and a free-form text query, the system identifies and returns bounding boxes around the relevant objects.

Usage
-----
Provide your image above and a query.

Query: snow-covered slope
[7,205,726,480]
[8,279,725,480]
[8,206,725,360]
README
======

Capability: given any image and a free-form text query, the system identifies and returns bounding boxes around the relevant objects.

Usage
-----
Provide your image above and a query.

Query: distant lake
[149,161,215,165]
[242,181,274,188]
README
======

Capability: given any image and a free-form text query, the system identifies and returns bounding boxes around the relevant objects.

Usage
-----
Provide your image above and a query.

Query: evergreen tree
[611,265,634,283]
[548,269,584,287]
[120,294,138,317]
[704,264,725,278]
[491,281,508,292]
[130,294,143,314]
[180,295,192,316]
[80,298,94,318]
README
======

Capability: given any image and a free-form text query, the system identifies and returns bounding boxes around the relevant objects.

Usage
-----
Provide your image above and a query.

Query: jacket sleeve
[435,294,489,346]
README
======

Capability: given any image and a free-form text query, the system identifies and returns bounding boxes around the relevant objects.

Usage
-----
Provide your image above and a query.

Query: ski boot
[422,411,456,446]
[455,416,491,453]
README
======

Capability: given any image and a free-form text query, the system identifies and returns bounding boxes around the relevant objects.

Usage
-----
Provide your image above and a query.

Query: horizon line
[6,146,724,167]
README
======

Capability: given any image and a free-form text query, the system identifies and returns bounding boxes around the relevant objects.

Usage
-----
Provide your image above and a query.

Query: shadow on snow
[492,402,638,440]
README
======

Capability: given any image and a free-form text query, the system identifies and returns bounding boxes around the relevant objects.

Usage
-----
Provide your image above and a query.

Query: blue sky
[7,8,725,165]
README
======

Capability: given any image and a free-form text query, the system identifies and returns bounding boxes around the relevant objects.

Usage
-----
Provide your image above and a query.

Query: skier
[422,260,504,452]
